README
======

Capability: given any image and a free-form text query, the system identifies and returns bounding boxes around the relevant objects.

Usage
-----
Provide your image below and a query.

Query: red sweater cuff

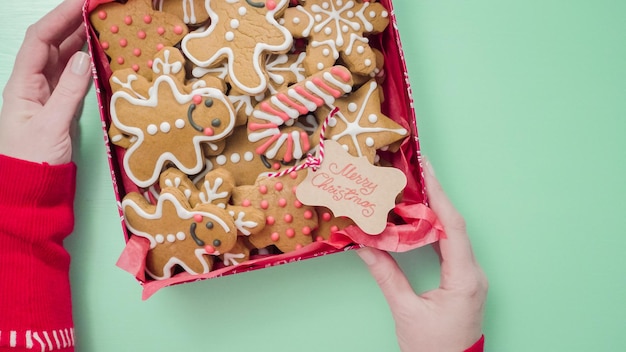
[0,155,76,351]
[464,335,485,352]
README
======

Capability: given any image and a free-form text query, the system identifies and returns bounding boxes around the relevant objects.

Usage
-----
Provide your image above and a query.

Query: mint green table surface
[2,1,625,351]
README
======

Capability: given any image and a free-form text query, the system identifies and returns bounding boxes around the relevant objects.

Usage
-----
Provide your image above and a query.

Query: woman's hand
[0,0,92,165]
[357,159,488,352]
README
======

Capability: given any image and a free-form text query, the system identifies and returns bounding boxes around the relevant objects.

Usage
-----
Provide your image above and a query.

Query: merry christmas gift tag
[296,140,407,235]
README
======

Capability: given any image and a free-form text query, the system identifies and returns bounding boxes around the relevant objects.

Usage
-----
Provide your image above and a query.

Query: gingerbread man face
[110,74,236,187]
[181,0,294,95]
[282,0,390,76]
[122,188,239,280]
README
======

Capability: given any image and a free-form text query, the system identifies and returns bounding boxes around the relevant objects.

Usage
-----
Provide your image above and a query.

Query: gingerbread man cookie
[110,72,236,187]
[90,0,188,78]
[181,0,294,95]
[122,188,239,279]
[282,0,390,76]
[231,171,318,253]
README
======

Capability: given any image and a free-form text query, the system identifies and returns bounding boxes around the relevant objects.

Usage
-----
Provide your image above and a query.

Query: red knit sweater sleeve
[0,155,76,351]
[464,335,485,352]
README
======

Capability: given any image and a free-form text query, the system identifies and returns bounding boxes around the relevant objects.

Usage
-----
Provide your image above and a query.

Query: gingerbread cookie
[313,207,356,242]
[110,71,236,187]
[122,188,239,279]
[181,0,294,95]
[199,127,292,186]
[155,0,210,26]
[317,79,408,163]
[90,0,188,78]
[282,0,390,76]
[247,65,354,163]
[231,171,318,253]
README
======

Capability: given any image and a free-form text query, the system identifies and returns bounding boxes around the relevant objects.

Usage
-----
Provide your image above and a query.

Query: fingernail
[423,156,436,177]
[356,247,377,265]
[71,52,90,75]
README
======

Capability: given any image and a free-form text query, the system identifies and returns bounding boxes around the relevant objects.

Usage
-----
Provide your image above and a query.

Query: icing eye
[211,118,221,127]
[206,221,214,229]
[205,98,213,107]
[213,239,222,247]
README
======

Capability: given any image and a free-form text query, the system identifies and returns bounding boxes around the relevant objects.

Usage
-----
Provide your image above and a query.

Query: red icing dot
[294,200,303,208]
[266,0,277,11]
[133,48,142,57]
[242,199,251,207]
[205,245,216,254]
[289,171,298,179]
[204,128,214,136]
[272,162,281,170]
[274,182,283,191]
[322,212,332,222]
[271,232,280,242]
[295,244,303,250]
[173,25,184,35]
[286,228,295,238]
[193,95,203,105]
[116,57,125,65]
[316,236,324,242]
[124,16,132,25]
[259,185,268,194]
[266,216,276,225]
[278,198,287,207]
[284,214,293,223]
[110,25,119,34]
[260,200,269,209]
[147,60,154,68]
[156,43,165,51]
[101,41,109,50]
[98,11,107,20]
[132,64,139,72]
[194,214,203,222]
[157,27,165,35]
[119,38,128,47]
[144,15,153,24]
[330,225,339,233]
[302,226,312,235]
[137,30,147,39]
[304,210,313,219]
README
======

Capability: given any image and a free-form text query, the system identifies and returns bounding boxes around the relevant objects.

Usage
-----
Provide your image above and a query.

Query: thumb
[356,247,417,311]
[41,51,92,130]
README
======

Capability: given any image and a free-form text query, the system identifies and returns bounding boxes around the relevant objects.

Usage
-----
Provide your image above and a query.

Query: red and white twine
[267,106,340,178]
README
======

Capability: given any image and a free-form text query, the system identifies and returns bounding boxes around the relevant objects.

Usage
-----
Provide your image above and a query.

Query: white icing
[244,152,254,161]
[152,49,184,75]
[230,153,241,163]
[110,75,236,187]
[181,0,294,95]
[160,122,171,133]
[329,81,408,157]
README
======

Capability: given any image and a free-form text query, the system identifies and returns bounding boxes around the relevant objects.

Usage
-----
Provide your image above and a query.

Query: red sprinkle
[97,11,107,20]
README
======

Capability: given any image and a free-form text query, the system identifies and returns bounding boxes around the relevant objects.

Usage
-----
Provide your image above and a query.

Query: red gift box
[83,0,443,299]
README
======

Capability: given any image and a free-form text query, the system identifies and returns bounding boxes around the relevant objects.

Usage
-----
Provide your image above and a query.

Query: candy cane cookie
[247,65,354,163]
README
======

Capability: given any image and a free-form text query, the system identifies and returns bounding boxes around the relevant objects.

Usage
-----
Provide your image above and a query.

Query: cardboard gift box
[83,0,443,300]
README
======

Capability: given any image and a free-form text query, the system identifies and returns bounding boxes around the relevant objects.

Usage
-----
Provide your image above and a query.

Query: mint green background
[1,1,625,351]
